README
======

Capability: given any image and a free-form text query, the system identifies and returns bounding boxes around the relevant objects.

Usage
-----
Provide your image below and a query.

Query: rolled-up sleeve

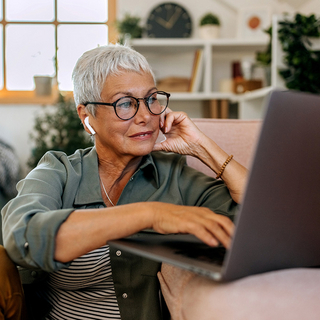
[1,151,82,272]
[177,155,238,220]
[146,152,238,220]
[180,164,238,219]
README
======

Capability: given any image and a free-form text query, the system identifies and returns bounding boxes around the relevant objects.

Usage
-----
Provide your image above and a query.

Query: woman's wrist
[192,133,229,175]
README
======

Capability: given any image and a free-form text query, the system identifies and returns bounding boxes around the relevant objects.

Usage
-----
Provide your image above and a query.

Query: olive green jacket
[2,147,237,319]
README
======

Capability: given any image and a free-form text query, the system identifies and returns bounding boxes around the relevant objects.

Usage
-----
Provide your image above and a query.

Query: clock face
[146,2,192,38]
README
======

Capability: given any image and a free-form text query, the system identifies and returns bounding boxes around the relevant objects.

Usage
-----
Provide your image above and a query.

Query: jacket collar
[74,147,159,206]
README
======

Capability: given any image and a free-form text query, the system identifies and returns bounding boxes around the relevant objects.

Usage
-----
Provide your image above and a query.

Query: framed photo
[237,7,271,40]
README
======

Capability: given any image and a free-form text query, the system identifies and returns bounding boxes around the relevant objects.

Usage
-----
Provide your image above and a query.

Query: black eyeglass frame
[84,90,171,121]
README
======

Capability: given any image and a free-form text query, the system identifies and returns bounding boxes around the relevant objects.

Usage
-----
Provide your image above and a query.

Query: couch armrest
[158,263,320,320]
[188,119,261,177]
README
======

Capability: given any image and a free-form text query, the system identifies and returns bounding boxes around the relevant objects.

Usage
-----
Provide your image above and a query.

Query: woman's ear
[84,117,96,135]
[77,104,87,122]
[77,105,96,135]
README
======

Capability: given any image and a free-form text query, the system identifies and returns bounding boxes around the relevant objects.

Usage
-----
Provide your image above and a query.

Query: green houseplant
[256,27,272,66]
[255,26,272,85]
[28,93,92,168]
[116,13,143,44]
[200,13,220,26]
[278,13,320,93]
[199,13,220,39]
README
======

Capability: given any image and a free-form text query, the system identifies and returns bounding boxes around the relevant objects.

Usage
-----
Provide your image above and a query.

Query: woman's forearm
[192,133,248,204]
[55,201,236,263]
[54,203,152,263]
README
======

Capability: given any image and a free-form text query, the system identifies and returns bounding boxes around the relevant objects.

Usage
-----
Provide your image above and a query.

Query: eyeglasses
[84,91,170,121]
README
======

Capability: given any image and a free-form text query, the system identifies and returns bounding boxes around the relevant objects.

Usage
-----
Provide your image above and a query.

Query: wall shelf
[130,38,270,118]
[169,87,273,101]
[130,38,268,49]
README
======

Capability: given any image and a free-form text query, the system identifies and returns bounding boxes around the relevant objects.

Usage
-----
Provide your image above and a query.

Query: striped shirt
[44,245,121,319]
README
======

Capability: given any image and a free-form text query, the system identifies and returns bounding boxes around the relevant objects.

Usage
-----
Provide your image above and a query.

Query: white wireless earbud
[84,117,96,135]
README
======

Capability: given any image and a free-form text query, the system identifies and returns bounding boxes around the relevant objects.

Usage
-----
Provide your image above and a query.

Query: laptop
[109,90,320,282]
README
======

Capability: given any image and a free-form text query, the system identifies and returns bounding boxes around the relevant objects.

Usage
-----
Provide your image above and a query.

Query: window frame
[0,0,117,104]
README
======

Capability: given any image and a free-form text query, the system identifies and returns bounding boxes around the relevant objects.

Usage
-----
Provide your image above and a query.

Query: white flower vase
[199,25,220,39]
[303,37,320,51]
[34,76,53,96]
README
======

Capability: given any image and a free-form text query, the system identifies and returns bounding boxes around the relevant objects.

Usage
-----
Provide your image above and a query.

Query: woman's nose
[135,99,151,120]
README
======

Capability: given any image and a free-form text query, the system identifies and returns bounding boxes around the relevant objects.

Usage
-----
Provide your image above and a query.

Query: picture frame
[237,6,272,40]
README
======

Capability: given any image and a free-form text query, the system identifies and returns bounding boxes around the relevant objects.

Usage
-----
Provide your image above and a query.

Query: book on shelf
[157,76,190,92]
[188,49,204,92]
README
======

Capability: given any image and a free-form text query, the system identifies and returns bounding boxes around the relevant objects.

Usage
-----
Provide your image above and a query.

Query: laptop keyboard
[167,241,226,265]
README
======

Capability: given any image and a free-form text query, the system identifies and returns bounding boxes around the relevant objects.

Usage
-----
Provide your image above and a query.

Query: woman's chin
[133,140,157,156]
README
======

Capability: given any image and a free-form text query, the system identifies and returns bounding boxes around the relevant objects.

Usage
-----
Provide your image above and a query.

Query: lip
[129,131,154,140]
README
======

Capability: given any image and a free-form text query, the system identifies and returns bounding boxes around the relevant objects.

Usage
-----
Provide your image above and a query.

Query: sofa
[158,118,320,320]
[186,118,261,177]
[3,118,320,319]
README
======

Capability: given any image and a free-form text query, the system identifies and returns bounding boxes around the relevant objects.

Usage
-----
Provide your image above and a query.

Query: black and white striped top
[45,245,121,319]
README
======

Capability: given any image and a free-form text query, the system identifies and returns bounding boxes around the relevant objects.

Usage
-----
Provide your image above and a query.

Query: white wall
[118,0,238,38]
[1,0,320,176]
[300,0,320,15]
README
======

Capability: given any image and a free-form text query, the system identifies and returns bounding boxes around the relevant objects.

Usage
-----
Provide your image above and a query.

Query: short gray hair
[72,44,155,115]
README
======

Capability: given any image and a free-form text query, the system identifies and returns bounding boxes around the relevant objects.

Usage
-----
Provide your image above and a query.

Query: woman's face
[90,71,161,161]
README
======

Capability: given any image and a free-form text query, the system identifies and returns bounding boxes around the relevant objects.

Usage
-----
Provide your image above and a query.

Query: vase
[199,25,220,39]
[303,37,320,51]
[34,76,53,96]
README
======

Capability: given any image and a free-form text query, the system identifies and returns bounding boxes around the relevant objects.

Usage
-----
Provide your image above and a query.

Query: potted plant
[255,26,272,86]
[116,13,143,44]
[278,13,320,93]
[199,13,220,39]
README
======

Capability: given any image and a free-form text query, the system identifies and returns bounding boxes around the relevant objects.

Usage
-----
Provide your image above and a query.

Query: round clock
[146,2,192,38]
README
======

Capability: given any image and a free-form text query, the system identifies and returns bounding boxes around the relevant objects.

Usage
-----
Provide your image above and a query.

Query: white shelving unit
[130,38,272,119]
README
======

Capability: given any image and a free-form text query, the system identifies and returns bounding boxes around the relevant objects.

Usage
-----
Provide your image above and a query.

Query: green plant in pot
[278,13,320,93]
[116,13,143,44]
[255,26,272,86]
[199,13,220,39]
[28,93,93,169]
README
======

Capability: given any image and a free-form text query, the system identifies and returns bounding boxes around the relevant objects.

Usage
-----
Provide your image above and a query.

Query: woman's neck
[97,150,143,206]
[98,155,142,183]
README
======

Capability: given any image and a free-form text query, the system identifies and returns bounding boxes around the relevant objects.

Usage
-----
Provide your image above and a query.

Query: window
[0,0,116,103]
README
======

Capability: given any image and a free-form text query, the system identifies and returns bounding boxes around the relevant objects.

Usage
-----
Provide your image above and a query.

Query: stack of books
[188,49,204,92]
[156,49,204,93]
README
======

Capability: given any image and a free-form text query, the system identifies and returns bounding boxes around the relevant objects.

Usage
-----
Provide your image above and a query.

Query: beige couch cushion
[159,263,320,320]
[188,119,261,176]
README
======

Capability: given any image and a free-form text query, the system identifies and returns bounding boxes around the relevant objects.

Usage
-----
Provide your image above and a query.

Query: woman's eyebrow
[113,87,158,98]
[113,91,131,97]
[147,87,158,95]
[108,91,132,101]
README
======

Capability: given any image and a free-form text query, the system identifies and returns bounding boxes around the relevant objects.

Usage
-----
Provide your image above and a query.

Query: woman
[2,44,247,320]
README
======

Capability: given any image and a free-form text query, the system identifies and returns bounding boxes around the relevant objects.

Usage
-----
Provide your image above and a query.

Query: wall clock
[146,2,192,38]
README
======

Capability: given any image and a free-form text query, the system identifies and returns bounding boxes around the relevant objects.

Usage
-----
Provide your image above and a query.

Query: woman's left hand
[153,109,204,156]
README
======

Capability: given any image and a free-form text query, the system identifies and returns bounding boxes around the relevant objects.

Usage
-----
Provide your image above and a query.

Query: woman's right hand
[55,202,234,263]
[150,202,235,249]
